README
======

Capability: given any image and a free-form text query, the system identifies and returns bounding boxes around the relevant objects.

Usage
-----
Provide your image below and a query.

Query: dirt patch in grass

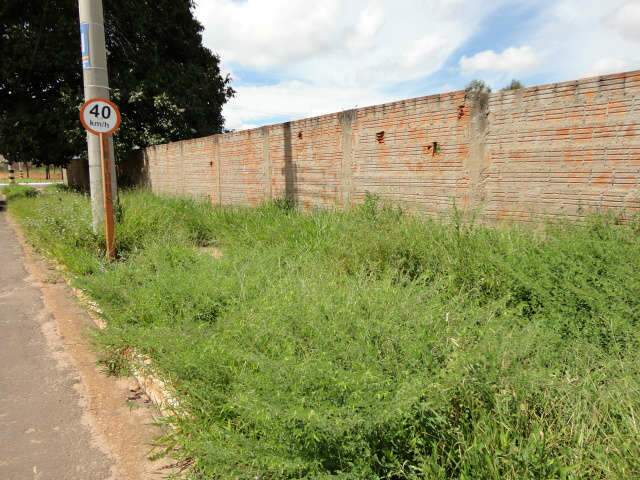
[198,246,223,259]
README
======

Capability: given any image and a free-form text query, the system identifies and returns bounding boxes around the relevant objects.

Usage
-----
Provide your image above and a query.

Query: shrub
[2,184,39,201]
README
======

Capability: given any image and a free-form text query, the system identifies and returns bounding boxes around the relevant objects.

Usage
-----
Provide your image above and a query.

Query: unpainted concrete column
[63,158,90,192]
[214,135,222,206]
[262,126,272,201]
[141,150,150,188]
[465,91,491,208]
[179,142,185,196]
[339,109,356,208]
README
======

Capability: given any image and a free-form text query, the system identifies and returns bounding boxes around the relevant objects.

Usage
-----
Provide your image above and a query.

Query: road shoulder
[1,213,174,479]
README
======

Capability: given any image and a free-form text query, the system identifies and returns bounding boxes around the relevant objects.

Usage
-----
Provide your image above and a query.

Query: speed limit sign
[79,97,121,261]
[80,98,121,136]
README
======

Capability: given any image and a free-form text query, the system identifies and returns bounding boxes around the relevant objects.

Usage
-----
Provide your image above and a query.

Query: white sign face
[80,98,121,136]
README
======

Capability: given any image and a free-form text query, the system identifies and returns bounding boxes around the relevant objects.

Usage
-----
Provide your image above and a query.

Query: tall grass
[8,189,640,479]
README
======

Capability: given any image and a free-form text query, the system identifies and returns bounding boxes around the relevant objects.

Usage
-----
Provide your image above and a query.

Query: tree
[0,1,80,166]
[0,0,234,167]
[502,79,524,91]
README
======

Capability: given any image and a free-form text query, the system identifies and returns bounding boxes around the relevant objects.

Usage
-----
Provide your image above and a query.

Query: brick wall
[483,72,640,220]
[140,70,640,221]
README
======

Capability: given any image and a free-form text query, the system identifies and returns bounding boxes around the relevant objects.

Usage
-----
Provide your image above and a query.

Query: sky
[194,0,640,131]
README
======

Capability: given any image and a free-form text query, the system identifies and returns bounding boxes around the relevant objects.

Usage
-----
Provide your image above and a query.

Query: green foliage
[0,0,234,166]
[98,345,132,377]
[0,1,80,166]
[464,79,492,95]
[502,79,525,91]
[9,190,640,479]
[1,184,38,200]
[465,80,492,111]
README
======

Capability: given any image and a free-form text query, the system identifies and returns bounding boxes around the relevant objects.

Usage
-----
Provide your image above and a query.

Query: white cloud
[197,0,345,69]
[526,0,640,80]
[588,57,633,76]
[402,34,452,70]
[197,0,509,86]
[459,46,540,74]
[194,0,640,130]
[606,1,640,42]
[195,0,510,128]
[223,81,394,131]
[346,6,384,51]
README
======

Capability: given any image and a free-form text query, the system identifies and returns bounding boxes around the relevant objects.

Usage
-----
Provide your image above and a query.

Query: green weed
[8,189,640,479]
[1,184,39,201]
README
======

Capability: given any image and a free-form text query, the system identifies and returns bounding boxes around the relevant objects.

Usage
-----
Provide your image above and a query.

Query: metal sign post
[80,98,121,261]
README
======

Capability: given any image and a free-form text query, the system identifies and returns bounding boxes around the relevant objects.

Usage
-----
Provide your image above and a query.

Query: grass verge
[1,184,39,201]
[7,188,640,479]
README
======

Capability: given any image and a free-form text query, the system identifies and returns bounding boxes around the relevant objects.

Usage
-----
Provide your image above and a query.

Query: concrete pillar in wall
[261,126,272,201]
[178,142,185,196]
[339,109,356,208]
[214,135,222,206]
[465,91,491,209]
[63,157,90,192]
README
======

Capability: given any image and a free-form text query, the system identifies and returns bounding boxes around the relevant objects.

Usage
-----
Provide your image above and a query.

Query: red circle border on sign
[79,98,121,136]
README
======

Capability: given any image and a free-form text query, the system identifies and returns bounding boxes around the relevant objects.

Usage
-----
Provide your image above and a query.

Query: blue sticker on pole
[80,23,91,69]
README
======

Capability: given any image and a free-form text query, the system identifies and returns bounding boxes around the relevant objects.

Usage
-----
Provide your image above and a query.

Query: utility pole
[78,0,117,232]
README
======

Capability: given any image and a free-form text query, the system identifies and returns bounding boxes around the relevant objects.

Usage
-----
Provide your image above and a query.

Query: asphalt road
[0,182,62,188]
[0,210,115,479]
